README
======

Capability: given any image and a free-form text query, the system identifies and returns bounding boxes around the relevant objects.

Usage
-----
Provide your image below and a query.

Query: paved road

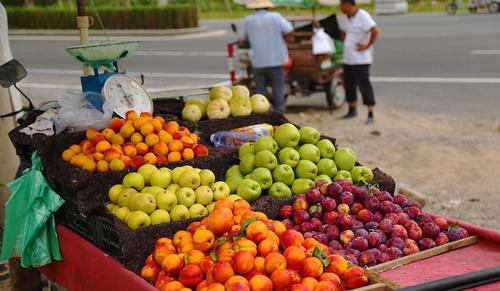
[8,12,500,118]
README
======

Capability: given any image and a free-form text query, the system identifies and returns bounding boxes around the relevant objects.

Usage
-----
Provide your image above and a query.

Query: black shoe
[340,111,357,119]
[366,116,374,124]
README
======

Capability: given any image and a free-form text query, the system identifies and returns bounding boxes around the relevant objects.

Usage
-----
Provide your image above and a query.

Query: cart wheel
[446,3,458,15]
[488,2,499,12]
[325,79,346,110]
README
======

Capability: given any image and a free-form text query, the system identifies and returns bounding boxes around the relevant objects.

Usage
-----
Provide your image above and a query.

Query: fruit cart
[228,13,346,110]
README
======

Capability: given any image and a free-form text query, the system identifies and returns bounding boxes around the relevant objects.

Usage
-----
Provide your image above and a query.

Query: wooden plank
[365,270,400,290]
[353,282,387,291]
[367,236,478,274]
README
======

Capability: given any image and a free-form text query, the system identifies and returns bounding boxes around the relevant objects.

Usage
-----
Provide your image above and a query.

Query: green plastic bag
[0,151,64,268]
[332,40,344,67]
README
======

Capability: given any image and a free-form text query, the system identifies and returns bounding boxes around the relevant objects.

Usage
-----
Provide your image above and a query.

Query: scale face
[102,75,153,117]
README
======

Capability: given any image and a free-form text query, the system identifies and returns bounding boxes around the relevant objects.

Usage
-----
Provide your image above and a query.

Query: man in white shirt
[338,0,379,124]
[242,0,293,113]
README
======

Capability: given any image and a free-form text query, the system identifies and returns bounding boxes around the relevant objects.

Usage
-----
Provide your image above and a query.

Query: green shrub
[5,5,198,29]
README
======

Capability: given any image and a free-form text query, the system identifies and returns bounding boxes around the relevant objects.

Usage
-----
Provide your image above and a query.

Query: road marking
[470,50,500,55]
[371,77,500,84]
[135,50,226,57]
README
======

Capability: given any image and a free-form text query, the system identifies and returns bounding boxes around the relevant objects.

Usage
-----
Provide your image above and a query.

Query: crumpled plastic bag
[58,91,114,131]
[312,27,335,55]
[20,108,64,136]
[0,151,65,268]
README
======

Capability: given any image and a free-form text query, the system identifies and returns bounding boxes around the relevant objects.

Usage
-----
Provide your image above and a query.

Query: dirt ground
[286,103,500,231]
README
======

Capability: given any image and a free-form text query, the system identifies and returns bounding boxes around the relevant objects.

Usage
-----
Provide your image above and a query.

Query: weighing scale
[66,40,153,117]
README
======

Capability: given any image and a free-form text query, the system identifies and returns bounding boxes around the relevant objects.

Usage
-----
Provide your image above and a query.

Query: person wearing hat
[241,0,293,113]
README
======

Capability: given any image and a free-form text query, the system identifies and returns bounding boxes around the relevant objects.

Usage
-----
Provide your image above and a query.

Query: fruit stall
[3,44,500,291]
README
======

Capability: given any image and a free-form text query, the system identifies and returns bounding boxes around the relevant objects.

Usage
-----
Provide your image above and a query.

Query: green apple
[211,181,230,200]
[106,203,119,214]
[295,160,318,180]
[317,158,338,178]
[117,188,138,207]
[129,193,156,214]
[141,186,164,198]
[114,207,131,221]
[240,153,256,175]
[315,175,332,183]
[239,143,255,159]
[150,209,171,225]
[227,194,243,202]
[350,166,374,183]
[182,165,194,171]
[317,139,336,159]
[169,205,191,222]
[186,98,207,116]
[291,179,315,195]
[226,165,243,179]
[126,211,151,230]
[195,185,214,205]
[156,190,178,211]
[334,170,353,183]
[206,203,215,214]
[298,144,321,163]
[199,169,216,187]
[250,167,273,190]
[237,179,262,202]
[122,172,145,190]
[193,168,202,174]
[166,183,180,194]
[255,150,278,170]
[209,85,233,101]
[176,187,196,207]
[334,148,357,171]
[230,96,252,116]
[178,170,201,189]
[108,184,124,203]
[137,164,158,184]
[150,170,172,189]
[274,123,300,148]
[171,167,186,184]
[182,104,203,122]
[272,164,295,186]
[254,136,279,154]
[159,167,171,173]
[277,147,300,168]
[299,127,320,145]
[231,85,250,99]
[250,94,270,114]
[189,203,208,218]
[268,182,292,198]
[225,176,242,193]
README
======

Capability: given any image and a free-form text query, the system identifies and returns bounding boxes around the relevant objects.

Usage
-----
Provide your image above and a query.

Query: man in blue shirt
[242,0,293,113]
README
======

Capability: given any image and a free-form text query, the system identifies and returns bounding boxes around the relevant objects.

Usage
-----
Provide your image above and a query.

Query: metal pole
[76,0,91,76]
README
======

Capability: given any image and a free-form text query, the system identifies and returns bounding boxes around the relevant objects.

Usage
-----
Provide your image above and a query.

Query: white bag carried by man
[312,27,335,55]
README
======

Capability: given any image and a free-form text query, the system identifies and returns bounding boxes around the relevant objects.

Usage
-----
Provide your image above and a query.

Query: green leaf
[232,217,258,241]
[447,224,460,231]
[209,237,228,262]
[313,246,331,267]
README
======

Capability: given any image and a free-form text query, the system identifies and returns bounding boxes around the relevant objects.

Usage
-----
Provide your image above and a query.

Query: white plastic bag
[58,92,114,132]
[312,28,335,55]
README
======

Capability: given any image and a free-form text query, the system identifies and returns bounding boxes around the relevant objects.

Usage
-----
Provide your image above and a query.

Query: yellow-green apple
[130,193,156,214]
[254,136,279,154]
[156,190,178,211]
[185,98,207,116]
[334,148,357,171]
[240,154,256,175]
[272,164,295,186]
[211,181,230,200]
[229,96,252,117]
[278,147,300,168]
[150,209,171,225]
[189,203,208,218]
[207,99,231,119]
[299,127,320,145]
[199,169,215,187]
[114,206,131,221]
[255,150,278,170]
[171,167,186,184]
[118,188,138,207]
[149,170,172,189]
[138,164,159,183]
[268,182,292,198]
[250,94,270,114]
[141,186,164,197]
[209,85,233,102]
[350,166,374,183]
[250,167,273,190]
[237,179,262,201]
[274,123,300,148]
[182,104,203,122]
[123,172,145,190]
[159,167,171,173]
[166,183,180,194]
[239,143,255,159]
[231,85,250,99]
[178,170,201,189]
[195,185,214,205]
[225,176,242,193]
[206,203,215,214]
[226,165,243,180]
[315,175,332,183]
[317,139,336,159]
[317,158,338,178]
[170,205,191,221]
[295,160,318,180]
[127,210,151,230]
[227,194,243,202]
[291,179,315,195]
[334,170,353,183]
[106,203,119,214]
[108,184,124,203]
[176,187,196,207]
[298,144,321,163]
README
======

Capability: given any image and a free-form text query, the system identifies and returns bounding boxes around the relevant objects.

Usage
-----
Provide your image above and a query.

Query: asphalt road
[8,12,500,118]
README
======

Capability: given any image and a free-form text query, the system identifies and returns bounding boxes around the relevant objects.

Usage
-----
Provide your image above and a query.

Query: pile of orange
[61,111,209,173]
[141,198,369,291]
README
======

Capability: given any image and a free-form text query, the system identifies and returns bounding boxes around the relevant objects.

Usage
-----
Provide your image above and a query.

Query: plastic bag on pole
[312,27,335,55]
[58,91,115,131]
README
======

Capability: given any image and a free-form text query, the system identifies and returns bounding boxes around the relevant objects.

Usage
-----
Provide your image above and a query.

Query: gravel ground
[285,103,500,231]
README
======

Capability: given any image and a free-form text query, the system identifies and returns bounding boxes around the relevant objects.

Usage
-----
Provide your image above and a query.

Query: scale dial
[102,75,153,117]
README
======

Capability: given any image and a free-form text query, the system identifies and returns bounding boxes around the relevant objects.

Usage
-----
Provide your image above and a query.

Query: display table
[38,225,154,291]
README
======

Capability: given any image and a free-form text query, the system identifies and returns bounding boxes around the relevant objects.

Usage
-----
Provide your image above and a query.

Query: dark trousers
[254,66,286,112]
[343,64,375,106]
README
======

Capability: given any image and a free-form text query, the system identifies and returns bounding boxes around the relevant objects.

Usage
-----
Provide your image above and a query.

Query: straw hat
[246,0,275,9]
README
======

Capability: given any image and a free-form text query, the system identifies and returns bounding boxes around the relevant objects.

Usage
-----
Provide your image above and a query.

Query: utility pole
[76,0,91,75]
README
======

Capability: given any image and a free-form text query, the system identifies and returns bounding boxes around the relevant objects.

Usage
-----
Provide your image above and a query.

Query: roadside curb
[8,26,208,37]
[396,183,428,206]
